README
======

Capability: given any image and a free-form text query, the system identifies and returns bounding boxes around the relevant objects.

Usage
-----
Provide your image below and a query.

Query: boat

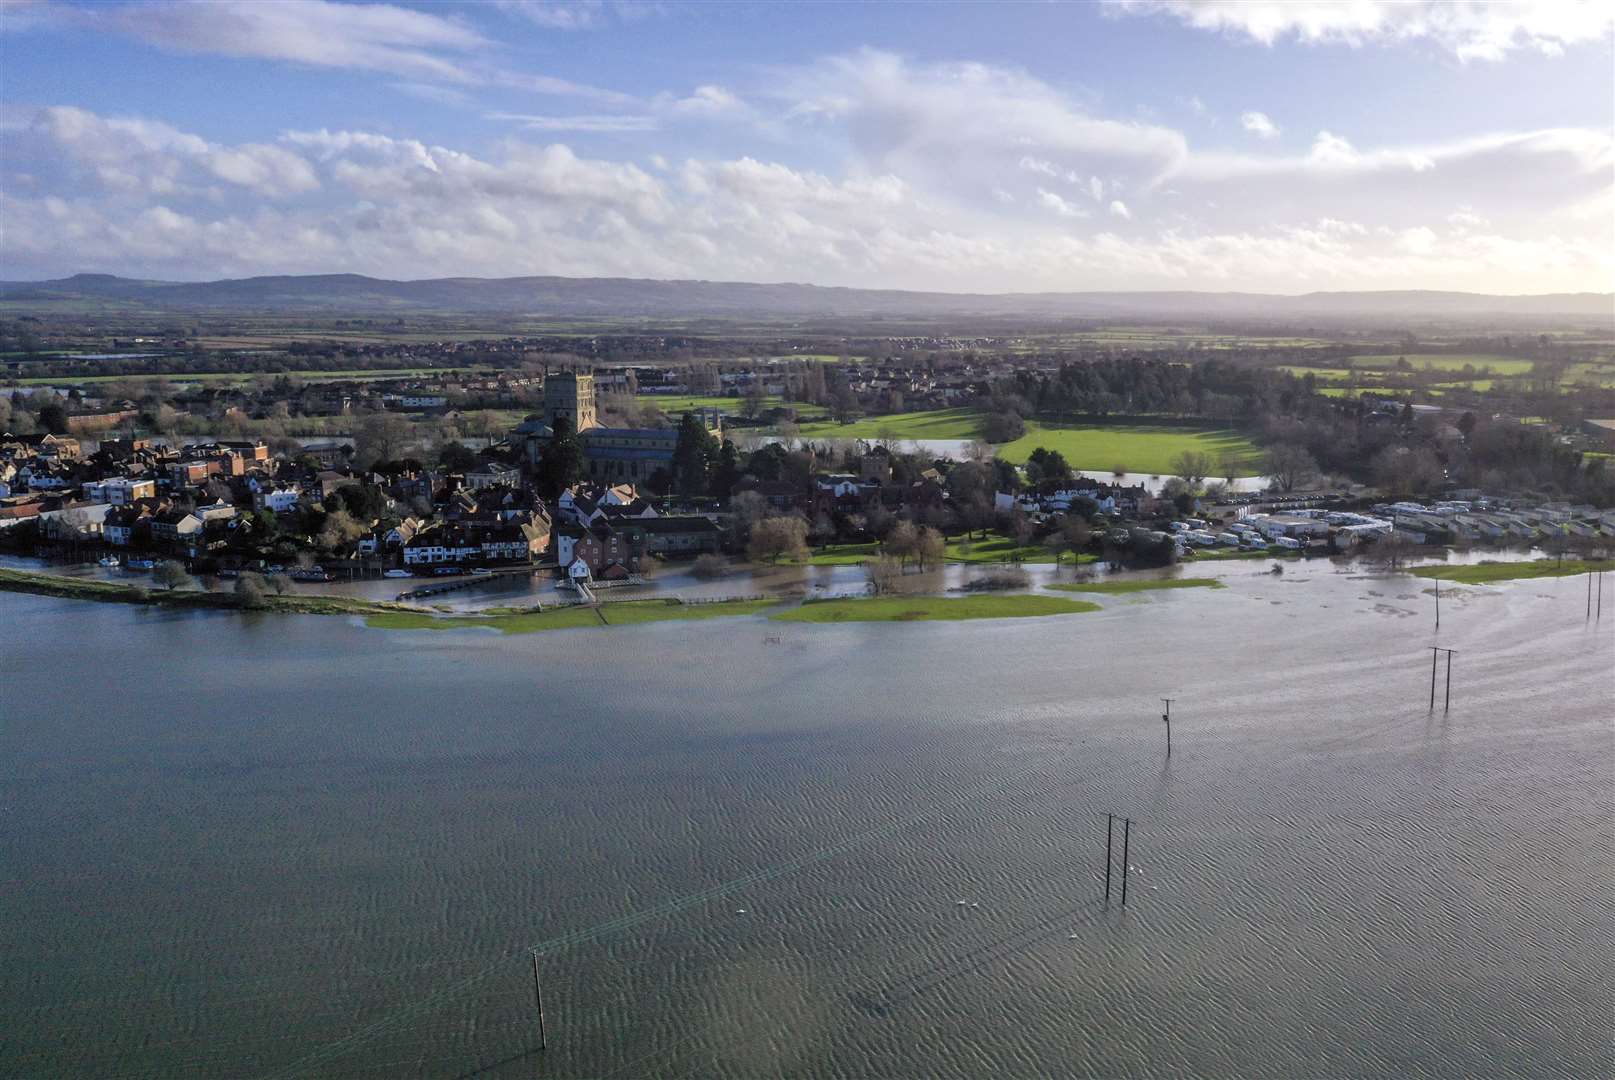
[97,556,120,567]
[216,568,239,579]
[291,567,335,582]
[383,569,411,579]
[127,558,156,571]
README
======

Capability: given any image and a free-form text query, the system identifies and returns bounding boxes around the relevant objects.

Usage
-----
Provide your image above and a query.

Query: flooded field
[1,563,1611,1078]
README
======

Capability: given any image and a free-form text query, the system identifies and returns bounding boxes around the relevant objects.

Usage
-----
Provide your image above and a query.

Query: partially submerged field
[1408,558,1615,584]
[790,408,1263,475]
[1051,577,1223,594]
[771,594,1099,623]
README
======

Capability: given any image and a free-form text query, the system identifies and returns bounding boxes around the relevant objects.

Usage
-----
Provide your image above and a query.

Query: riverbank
[0,567,418,617]
[365,597,781,634]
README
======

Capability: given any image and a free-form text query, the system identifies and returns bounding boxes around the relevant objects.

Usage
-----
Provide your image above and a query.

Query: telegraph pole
[1427,646,1456,713]
[530,949,548,1051]
[1161,698,1173,757]
[1119,818,1133,907]
[1103,813,1114,903]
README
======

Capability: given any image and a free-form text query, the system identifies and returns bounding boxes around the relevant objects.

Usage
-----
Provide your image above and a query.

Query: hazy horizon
[2,1,1611,294]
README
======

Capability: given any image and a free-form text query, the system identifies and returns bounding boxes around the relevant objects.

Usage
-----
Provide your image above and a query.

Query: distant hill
[1,272,1609,320]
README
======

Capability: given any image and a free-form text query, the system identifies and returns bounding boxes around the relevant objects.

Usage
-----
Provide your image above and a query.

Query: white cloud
[92,0,631,104]
[35,105,319,197]
[487,112,659,132]
[6,100,1611,294]
[1108,1,1615,62]
[777,49,1189,201]
[1240,110,1279,139]
[1038,188,1088,218]
[106,0,488,82]
[666,85,744,116]
[495,1,607,30]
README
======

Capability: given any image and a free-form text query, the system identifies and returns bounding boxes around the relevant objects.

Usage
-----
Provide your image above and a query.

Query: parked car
[384,569,411,579]
[470,567,493,576]
[434,566,460,576]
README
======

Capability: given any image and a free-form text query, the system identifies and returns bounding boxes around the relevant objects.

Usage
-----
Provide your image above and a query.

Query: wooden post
[1444,650,1453,713]
[532,950,549,1049]
[1589,570,1594,620]
[1119,818,1132,908]
[1161,698,1173,757]
[1434,574,1440,629]
[1104,813,1114,904]
[1429,647,1438,711]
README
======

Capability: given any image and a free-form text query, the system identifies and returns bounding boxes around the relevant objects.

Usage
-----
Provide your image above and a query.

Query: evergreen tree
[671,413,717,495]
[709,440,741,498]
[535,415,585,500]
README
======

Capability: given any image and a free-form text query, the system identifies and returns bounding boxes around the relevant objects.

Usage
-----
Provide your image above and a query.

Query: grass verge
[1407,558,1615,584]
[1051,577,1224,594]
[770,594,1099,623]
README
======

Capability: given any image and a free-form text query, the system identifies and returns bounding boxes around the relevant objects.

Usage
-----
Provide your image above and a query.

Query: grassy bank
[0,567,412,616]
[366,597,779,634]
[1051,577,1223,594]
[771,594,1099,624]
[1407,558,1615,585]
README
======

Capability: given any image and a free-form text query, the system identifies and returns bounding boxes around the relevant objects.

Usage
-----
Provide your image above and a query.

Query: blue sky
[2,0,1611,292]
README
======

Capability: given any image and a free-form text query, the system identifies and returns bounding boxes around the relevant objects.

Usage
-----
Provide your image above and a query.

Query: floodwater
[1,562,1611,1078]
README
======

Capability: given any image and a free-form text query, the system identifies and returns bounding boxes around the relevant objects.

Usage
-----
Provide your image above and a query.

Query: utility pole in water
[530,949,548,1052]
[1427,646,1456,713]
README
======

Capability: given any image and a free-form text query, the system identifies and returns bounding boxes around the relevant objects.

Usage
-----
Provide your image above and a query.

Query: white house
[259,487,302,513]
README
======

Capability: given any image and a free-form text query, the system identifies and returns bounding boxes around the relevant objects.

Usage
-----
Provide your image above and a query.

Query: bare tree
[1263,444,1319,493]
[1170,451,1213,488]
[234,573,269,609]
[747,515,809,563]
[867,554,905,595]
[1051,514,1091,568]
[885,520,919,566]
[914,526,946,570]
[152,562,193,591]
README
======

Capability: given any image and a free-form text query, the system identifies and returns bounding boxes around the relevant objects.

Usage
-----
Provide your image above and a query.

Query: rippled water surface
[2,563,1611,1078]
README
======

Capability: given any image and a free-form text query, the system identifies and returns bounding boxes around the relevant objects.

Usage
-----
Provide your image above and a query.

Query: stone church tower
[543,372,597,433]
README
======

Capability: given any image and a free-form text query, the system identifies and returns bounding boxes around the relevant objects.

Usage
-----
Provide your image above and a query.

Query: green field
[1407,558,1614,584]
[794,407,983,441]
[997,422,1262,475]
[1348,354,1534,375]
[797,542,881,565]
[1051,577,1223,594]
[770,594,1099,623]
